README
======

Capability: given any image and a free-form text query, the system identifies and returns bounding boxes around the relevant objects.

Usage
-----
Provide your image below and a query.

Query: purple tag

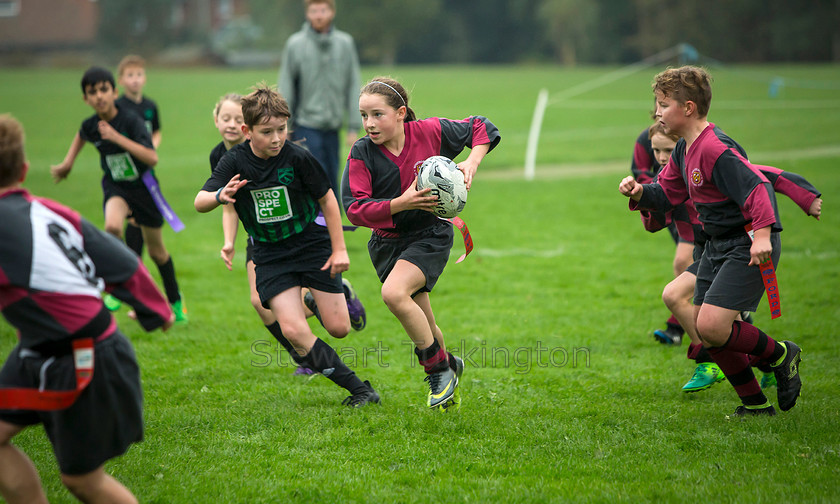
[315,212,357,231]
[141,171,185,232]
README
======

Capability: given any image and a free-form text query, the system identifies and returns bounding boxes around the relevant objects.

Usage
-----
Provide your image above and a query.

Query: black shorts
[694,232,781,312]
[252,224,342,309]
[685,242,704,276]
[368,220,454,294]
[0,332,143,475]
[102,177,164,228]
[246,237,255,264]
[666,222,680,245]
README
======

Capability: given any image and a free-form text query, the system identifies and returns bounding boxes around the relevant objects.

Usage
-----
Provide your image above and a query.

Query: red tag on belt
[0,338,94,411]
[745,224,781,319]
[446,216,473,263]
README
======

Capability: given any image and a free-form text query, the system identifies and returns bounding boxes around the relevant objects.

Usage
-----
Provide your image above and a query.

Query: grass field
[1,63,839,503]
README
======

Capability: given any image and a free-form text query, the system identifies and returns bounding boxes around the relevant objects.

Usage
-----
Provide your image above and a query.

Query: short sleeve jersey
[209,141,227,174]
[79,107,154,187]
[116,95,160,134]
[202,140,330,243]
[630,128,659,183]
[342,116,501,236]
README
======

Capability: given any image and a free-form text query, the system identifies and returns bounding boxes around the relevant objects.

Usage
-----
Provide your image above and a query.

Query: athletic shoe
[171,297,188,324]
[682,362,726,392]
[103,293,122,312]
[740,311,754,324]
[760,371,777,389]
[653,326,683,345]
[341,380,380,408]
[439,356,465,411]
[729,404,777,418]
[451,355,464,380]
[425,365,458,410]
[293,366,317,376]
[342,279,366,331]
[772,341,802,411]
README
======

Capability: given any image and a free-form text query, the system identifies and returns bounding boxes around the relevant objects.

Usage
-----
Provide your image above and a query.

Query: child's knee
[60,471,99,501]
[695,317,728,346]
[380,284,406,312]
[324,319,350,339]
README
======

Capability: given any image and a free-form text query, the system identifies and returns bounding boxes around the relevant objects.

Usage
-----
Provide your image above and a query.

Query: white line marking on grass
[483,144,840,181]
[784,250,839,260]
[468,246,566,258]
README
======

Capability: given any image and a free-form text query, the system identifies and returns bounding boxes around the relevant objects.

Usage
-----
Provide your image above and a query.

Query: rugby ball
[416,156,467,218]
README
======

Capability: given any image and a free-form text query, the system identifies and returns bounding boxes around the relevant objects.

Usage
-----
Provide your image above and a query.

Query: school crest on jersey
[277,166,295,185]
[690,167,703,186]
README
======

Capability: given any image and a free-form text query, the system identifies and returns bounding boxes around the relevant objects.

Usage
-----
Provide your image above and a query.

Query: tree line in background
[99,0,840,64]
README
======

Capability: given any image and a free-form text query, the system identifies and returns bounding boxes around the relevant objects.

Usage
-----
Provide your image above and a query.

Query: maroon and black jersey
[342,116,501,237]
[0,189,171,350]
[633,123,780,238]
[630,128,659,184]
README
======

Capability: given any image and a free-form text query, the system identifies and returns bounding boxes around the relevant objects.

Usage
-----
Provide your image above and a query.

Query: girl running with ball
[342,77,501,410]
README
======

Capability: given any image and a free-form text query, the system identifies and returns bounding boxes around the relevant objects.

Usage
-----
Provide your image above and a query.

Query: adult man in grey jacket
[278,0,362,198]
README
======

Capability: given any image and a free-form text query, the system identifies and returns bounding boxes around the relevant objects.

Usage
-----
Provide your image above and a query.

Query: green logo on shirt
[104,153,139,181]
[277,167,295,185]
[251,186,292,223]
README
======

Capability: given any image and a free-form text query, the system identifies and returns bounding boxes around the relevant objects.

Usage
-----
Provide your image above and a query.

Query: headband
[371,81,406,106]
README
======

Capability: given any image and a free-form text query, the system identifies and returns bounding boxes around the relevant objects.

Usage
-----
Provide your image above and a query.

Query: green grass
[1,64,839,503]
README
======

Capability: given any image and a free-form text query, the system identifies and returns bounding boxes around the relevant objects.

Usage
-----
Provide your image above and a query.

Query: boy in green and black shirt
[195,84,378,407]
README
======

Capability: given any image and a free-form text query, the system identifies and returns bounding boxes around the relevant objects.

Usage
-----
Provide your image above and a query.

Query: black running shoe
[730,405,777,418]
[342,380,380,408]
[773,341,802,411]
[653,325,683,345]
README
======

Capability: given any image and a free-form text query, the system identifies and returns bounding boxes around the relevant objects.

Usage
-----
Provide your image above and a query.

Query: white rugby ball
[416,156,467,218]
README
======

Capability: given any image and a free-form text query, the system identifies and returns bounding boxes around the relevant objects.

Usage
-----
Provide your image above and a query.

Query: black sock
[156,257,181,304]
[695,346,714,364]
[265,322,304,364]
[447,351,459,371]
[301,338,367,394]
[124,223,144,257]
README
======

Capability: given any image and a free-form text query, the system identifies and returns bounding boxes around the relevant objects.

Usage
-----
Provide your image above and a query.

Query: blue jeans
[291,125,339,198]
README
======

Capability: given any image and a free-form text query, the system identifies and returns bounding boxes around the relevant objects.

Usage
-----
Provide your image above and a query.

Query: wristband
[215,187,227,205]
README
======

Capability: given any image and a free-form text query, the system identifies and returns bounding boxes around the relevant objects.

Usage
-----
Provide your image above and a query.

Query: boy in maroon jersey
[619,66,803,417]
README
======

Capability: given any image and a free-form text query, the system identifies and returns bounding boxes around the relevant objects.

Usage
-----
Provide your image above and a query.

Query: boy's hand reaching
[220,243,235,271]
[218,174,248,204]
[50,162,71,183]
[809,197,822,220]
[619,176,644,201]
